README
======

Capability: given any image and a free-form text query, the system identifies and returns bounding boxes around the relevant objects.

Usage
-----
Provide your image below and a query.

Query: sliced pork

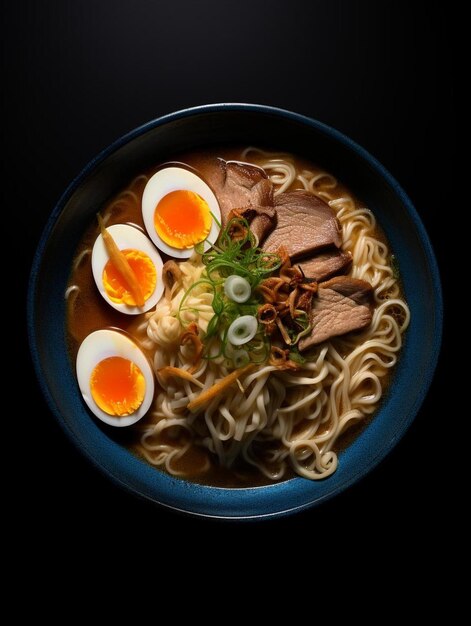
[245,207,276,244]
[263,190,342,259]
[299,276,374,350]
[203,159,274,226]
[297,249,352,282]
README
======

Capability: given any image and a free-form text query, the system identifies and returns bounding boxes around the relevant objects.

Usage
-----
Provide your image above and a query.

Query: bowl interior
[29,105,442,519]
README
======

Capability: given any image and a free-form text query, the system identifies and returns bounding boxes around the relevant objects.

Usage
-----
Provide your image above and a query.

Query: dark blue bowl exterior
[28,104,443,519]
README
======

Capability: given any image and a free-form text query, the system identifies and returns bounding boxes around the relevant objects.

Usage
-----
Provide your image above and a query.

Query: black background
[7,1,453,566]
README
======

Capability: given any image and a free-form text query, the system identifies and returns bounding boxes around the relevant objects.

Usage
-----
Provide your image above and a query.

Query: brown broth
[66,147,399,487]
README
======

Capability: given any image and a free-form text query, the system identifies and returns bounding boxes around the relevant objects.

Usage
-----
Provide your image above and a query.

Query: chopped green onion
[288,348,306,365]
[227,315,258,346]
[291,324,312,345]
[210,211,222,229]
[177,218,282,368]
[231,349,250,368]
[212,291,224,315]
[205,314,220,339]
[224,275,251,303]
[202,217,281,289]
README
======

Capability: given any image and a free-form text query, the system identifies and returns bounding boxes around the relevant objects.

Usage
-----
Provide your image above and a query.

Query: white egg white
[76,329,155,427]
[91,224,164,314]
[141,167,221,259]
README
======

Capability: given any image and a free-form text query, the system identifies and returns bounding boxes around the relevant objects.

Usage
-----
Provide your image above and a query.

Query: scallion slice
[231,349,250,368]
[224,275,251,303]
[227,315,258,346]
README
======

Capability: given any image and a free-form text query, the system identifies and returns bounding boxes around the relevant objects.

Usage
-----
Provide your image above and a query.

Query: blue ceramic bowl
[28,104,442,519]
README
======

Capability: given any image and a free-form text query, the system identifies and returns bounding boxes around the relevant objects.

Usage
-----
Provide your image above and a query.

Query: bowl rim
[28,103,443,520]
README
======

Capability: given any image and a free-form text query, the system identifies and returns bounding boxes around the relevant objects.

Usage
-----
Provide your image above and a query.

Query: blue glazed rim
[28,103,443,520]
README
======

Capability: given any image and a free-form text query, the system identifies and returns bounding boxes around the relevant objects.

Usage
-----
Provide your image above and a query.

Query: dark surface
[7,0,453,562]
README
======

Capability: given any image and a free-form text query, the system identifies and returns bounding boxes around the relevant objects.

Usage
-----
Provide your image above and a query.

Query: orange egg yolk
[154,190,211,249]
[102,248,156,305]
[90,356,146,416]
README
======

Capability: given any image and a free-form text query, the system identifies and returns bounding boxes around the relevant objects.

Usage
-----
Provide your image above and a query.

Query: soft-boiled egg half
[142,167,221,258]
[92,223,164,314]
[76,329,154,427]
